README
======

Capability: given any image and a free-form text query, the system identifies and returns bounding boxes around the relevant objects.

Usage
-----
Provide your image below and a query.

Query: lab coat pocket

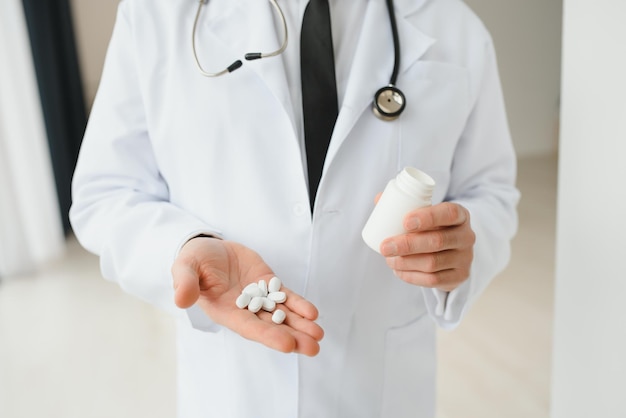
[399,61,470,176]
[381,313,436,418]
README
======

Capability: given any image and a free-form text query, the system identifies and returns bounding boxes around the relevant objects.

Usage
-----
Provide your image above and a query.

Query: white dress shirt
[278,0,368,172]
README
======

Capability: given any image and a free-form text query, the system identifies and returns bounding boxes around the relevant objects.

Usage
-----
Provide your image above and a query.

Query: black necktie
[301,0,338,210]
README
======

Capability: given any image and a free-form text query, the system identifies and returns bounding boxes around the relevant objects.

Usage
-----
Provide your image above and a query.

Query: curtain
[0,0,65,276]
[21,0,87,233]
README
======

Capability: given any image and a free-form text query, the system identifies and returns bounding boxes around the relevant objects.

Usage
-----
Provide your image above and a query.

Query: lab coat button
[293,203,307,217]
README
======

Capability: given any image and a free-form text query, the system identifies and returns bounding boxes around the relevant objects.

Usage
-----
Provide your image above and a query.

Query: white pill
[268,276,282,293]
[267,291,286,303]
[248,296,264,313]
[272,309,286,325]
[235,293,252,309]
[258,280,268,297]
[243,283,263,298]
[261,297,276,312]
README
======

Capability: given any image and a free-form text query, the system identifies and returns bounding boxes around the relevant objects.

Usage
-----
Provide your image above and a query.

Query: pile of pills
[235,276,287,324]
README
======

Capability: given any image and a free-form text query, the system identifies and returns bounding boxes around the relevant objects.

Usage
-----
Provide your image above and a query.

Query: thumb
[172,261,201,309]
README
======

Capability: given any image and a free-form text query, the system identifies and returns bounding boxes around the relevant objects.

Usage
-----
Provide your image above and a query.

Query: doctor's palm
[172,237,323,356]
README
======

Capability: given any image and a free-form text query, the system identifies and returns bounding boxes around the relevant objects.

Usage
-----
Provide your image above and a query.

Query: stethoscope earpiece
[373,85,406,121]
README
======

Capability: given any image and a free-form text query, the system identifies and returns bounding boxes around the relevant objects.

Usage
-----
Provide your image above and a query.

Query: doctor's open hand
[380,202,476,292]
[172,237,324,356]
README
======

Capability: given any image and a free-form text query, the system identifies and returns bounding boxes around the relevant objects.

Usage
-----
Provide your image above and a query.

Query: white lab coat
[70,0,519,416]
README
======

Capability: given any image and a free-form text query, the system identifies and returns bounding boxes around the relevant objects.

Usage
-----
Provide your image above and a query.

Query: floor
[436,154,558,418]
[0,155,558,418]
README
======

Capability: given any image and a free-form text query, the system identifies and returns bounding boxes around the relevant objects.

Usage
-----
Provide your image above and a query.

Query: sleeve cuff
[422,276,473,330]
[174,229,224,258]
[185,304,223,333]
[174,229,225,333]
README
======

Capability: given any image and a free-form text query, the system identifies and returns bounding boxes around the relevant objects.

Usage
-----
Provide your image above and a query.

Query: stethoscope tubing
[192,0,288,76]
[191,0,406,120]
[385,0,401,86]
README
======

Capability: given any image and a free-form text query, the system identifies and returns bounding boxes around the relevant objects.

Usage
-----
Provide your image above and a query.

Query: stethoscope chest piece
[373,85,406,121]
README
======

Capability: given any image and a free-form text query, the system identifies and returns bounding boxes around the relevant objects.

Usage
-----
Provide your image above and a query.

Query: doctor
[70,0,519,417]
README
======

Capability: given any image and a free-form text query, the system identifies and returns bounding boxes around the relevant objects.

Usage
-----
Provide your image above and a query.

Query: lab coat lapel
[323,0,435,173]
[393,0,431,17]
[203,0,296,135]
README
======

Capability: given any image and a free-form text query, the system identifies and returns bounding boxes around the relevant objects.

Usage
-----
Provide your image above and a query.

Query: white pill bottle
[362,167,435,253]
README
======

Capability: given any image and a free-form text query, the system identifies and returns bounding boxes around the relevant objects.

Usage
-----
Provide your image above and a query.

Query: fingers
[386,246,472,282]
[289,330,322,356]
[271,286,324,343]
[282,289,319,321]
[391,268,468,292]
[257,310,323,356]
[379,203,475,292]
[403,202,469,232]
[381,229,474,291]
[386,249,469,273]
[226,308,323,357]
[236,310,297,353]
[171,262,200,308]
[282,308,324,341]
[381,223,475,257]
[249,278,322,340]
[202,281,324,357]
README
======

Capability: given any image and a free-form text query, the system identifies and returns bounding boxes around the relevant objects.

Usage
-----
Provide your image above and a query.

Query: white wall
[69,0,117,107]
[551,1,626,417]
[464,0,563,157]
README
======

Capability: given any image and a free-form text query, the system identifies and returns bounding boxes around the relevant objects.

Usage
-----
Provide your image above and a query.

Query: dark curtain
[21,0,87,233]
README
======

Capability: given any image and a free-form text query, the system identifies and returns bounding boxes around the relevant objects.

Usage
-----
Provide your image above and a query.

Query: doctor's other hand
[172,237,324,356]
[380,202,475,292]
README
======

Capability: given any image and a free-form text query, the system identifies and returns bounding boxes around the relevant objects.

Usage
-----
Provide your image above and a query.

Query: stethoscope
[192,0,406,121]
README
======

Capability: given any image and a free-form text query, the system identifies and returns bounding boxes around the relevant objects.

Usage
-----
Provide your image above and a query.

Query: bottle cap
[396,167,435,198]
